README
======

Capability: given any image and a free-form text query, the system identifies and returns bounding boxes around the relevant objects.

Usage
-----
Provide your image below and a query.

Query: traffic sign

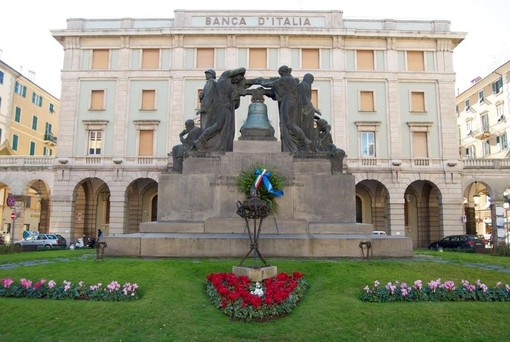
[6,195,16,207]
[11,212,16,220]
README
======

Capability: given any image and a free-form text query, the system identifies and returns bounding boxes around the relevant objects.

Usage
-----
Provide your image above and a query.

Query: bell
[239,102,276,141]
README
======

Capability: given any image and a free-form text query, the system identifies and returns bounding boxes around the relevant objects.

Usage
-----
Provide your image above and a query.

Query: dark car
[14,233,67,251]
[428,234,484,251]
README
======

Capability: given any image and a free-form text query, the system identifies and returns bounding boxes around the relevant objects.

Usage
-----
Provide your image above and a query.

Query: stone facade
[43,10,468,250]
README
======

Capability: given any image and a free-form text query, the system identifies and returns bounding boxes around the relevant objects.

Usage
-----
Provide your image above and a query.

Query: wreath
[236,166,285,213]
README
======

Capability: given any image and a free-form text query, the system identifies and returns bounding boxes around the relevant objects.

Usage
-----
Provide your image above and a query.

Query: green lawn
[0,249,509,342]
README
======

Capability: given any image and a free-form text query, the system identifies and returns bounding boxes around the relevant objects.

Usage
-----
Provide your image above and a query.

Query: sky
[1,0,509,98]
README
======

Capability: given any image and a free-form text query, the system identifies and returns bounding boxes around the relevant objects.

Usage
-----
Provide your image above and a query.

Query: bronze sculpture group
[171,66,345,173]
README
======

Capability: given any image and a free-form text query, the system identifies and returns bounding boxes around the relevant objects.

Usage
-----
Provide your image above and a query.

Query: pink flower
[20,278,32,289]
[2,278,14,288]
[107,281,120,293]
[414,280,423,290]
[63,280,72,292]
[48,280,56,288]
[442,280,456,291]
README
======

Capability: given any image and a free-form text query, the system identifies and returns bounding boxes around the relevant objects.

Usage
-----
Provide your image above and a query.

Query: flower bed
[361,278,510,302]
[1,277,140,301]
[206,272,309,321]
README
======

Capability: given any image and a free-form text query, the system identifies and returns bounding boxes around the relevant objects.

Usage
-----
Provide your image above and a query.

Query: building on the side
[456,60,510,242]
[0,59,60,241]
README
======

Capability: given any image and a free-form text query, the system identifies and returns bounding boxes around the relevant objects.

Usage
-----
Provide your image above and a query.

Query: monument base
[232,266,278,282]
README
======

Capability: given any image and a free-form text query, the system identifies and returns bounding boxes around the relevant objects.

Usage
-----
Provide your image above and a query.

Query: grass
[0,249,509,341]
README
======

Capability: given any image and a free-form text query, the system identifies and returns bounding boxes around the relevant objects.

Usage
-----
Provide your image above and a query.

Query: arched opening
[125,178,158,233]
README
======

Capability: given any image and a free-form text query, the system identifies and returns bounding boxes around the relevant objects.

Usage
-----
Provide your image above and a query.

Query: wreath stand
[232,190,277,282]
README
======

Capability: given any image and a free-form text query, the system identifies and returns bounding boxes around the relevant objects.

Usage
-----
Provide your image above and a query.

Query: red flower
[206,271,308,320]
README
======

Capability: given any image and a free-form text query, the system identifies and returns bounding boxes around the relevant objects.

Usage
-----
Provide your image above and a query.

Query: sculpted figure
[197,69,216,129]
[194,67,247,153]
[297,73,322,141]
[255,66,311,153]
[170,119,202,173]
[314,118,346,174]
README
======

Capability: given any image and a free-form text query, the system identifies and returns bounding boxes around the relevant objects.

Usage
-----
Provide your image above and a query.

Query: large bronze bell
[239,88,276,141]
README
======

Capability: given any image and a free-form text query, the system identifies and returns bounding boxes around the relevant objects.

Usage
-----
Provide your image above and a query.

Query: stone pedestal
[106,144,413,258]
[232,266,278,282]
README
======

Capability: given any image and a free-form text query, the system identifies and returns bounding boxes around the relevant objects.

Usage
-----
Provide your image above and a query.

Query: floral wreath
[236,165,285,213]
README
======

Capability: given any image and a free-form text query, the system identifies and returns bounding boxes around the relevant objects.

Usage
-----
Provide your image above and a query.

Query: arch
[404,180,442,248]
[25,179,51,234]
[71,178,111,243]
[355,180,389,232]
[463,181,492,240]
[125,178,158,233]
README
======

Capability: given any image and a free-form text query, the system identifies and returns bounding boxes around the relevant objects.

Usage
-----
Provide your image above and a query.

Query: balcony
[472,126,492,140]
[44,133,58,146]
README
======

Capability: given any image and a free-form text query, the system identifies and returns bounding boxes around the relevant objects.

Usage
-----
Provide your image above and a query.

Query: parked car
[428,235,484,251]
[372,231,387,236]
[14,233,67,251]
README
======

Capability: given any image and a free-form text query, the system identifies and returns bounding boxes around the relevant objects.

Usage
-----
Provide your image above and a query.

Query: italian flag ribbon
[254,168,283,197]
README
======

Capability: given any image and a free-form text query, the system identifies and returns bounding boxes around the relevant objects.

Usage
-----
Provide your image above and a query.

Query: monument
[105,66,412,259]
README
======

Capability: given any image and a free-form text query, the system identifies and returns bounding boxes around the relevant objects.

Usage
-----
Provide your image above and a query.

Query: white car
[372,231,387,236]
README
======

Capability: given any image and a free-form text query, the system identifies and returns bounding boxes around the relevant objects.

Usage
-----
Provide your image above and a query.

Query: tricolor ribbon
[253,168,283,197]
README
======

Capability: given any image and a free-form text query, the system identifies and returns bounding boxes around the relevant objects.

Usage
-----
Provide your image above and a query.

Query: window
[0,128,2,143]
[311,89,318,109]
[361,132,375,157]
[492,78,503,94]
[92,49,109,69]
[497,133,508,150]
[355,121,380,157]
[29,141,35,156]
[15,82,27,97]
[32,92,43,107]
[45,122,53,134]
[465,99,470,112]
[88,131,102,155]
[141,90,156,110]
[90,90,105,110]
[496,102,505,121]
[134,120,160,156]
[356,50,374,70]
[465,145,476,159]
[411,92,425,112]
[412,132,428,158]
[482,140,490,156]
[139,130,154,156]
[407,121,432,159]
[302,49,319,69]
[32,116,38,130]
[14,107,21,123]
[407,51,424,71]
[481,113,490,132]
[43,147,48,156]
[142,49,160,69]
[359,91,375,112]
[0,71,3,84]
[49,103,55,113]
[196,48,214,68]
[466,120,472,135]
[478,90,485,103]
[249,48,267,69]
[12,134,18,151]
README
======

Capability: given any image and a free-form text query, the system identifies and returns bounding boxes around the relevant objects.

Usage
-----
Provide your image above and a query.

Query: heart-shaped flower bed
[205,272,309,321]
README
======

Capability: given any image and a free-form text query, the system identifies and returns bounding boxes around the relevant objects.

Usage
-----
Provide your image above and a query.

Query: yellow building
[0,59,59,242]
